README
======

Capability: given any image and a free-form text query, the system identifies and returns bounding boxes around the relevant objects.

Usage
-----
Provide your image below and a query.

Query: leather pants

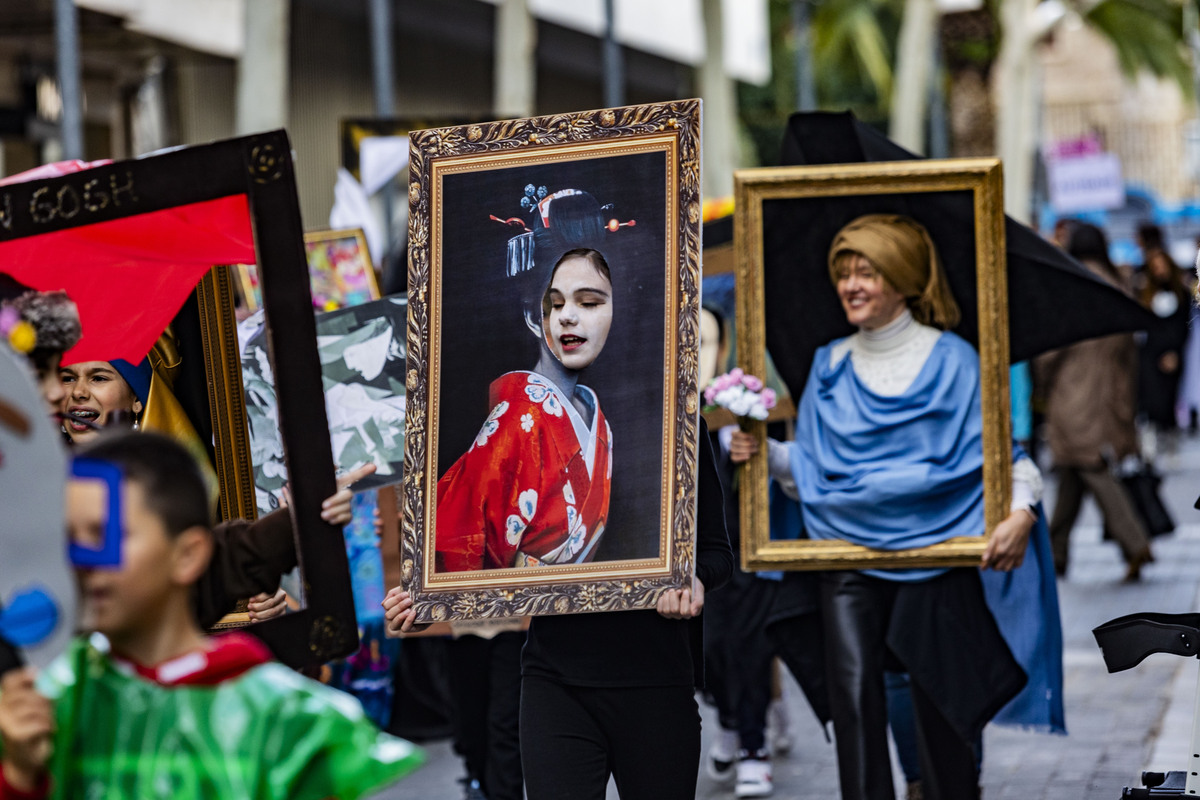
[820,570,980,800]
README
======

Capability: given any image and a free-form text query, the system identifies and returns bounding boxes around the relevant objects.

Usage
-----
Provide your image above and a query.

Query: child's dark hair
[76,430,211,537]
[7,290,82,375]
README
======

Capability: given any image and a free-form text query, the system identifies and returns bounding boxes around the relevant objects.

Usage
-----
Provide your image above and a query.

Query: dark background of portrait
[437,150,668,563]
[760,190,978,400]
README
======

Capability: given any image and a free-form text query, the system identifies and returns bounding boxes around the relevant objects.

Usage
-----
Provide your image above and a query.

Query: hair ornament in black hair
[500,186,634,280]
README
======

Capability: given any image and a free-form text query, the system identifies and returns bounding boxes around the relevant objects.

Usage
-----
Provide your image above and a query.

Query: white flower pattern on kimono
[507,489,538,547]
[518,488,538,521]
[474,401,510,448]
[505,514,525,546]
[524,374,564,417]
[564,504,588,559]
[563,480,575,505]
[520,413,534,432]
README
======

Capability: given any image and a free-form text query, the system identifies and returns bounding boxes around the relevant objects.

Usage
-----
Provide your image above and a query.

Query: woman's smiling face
[543,253,613,371]
[835,252,908,331]
[60,361,142,443]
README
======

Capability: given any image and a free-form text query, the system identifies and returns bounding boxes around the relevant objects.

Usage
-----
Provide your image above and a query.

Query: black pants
[445,632,525,800]
[520,676,700,800]
[821,571,980,800]
[704,572,777,752]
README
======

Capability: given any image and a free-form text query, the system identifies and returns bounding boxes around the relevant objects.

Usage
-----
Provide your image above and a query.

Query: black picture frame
[0,132,356,666]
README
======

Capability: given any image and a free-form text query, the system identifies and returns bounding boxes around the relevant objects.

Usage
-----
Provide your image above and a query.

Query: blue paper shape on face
[68,458,123,569]
[0,586,59,647]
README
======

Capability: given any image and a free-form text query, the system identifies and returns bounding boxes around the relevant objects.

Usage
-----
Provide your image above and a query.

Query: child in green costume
[0,431,423,799]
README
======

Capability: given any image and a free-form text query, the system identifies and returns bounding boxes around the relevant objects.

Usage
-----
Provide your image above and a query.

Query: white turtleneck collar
[858,308,918,350]
[830,308,942,396]
[765,306,1043,513]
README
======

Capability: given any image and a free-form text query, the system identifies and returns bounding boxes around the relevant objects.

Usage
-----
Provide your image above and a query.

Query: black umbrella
[762,110,1155,397]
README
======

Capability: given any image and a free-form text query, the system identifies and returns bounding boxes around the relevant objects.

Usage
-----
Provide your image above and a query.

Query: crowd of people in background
[1034,219,1199,582]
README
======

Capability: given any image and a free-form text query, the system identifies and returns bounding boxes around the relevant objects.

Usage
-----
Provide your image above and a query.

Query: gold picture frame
[233,227,379,314]
[404,99,702,622]
[735,158,1011,571]
[302,227,381,310]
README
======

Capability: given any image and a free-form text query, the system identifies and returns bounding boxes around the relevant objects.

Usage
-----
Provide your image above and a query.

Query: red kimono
[436,371,612,571]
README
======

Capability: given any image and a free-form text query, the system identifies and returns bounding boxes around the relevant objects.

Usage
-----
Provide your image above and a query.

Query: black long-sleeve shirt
[521,421,733,688]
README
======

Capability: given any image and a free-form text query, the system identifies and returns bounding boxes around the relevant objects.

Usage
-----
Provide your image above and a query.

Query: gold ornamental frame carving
[403,99,702,622]
[195,265,256,523]
[735,158,1011,571]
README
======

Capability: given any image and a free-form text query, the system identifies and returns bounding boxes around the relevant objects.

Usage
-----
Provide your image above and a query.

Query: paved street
[378,435,1200,800]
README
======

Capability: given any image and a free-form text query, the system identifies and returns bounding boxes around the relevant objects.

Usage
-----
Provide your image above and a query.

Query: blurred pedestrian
[697,306,781,798]
[1035,223,1153,580]
[1136,246,1191,452]
[1176,238,1200,433]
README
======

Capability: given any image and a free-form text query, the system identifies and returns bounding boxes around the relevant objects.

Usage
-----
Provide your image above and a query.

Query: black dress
[519,421,733,800]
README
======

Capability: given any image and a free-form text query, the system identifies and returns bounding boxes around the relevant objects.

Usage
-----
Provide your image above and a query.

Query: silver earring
[132,420,139,431]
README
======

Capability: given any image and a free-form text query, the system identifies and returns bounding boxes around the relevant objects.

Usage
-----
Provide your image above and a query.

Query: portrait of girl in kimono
[435,189,617,572]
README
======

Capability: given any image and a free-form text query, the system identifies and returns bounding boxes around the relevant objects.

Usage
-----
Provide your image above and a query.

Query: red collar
[117,633,272,686]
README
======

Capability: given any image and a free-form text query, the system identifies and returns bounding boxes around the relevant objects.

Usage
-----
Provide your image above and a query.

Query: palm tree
[739,0,903,165]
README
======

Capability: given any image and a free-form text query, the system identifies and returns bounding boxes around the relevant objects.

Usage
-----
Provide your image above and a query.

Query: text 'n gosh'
[0,171,138,233]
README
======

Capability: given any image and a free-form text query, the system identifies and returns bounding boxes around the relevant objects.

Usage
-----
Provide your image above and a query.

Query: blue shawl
[791,331,984,581]
[981,502,1067,733]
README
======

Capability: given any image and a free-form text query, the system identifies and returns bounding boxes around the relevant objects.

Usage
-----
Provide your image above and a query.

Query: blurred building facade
[1040,21,1198,206]
[0,0,768,228]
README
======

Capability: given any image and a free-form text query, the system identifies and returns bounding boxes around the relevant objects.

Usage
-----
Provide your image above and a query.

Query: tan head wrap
[827,214,961,330]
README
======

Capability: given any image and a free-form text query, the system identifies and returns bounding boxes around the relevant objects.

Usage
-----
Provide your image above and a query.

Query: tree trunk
[700,0,737,199]
[890,0,938,154]
[994,0,1038,223]
[494,0,536,118]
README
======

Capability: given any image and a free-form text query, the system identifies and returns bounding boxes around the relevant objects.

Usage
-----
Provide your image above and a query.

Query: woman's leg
[820,571,896,800]
[444,635,492,789]
[909,676,979,800]
[483,632,525,800]
[520,676,610,800]
[1048,466,1085,574]
[1080,467,1151,565]
[600,685,701,800]
[884,671,921,786]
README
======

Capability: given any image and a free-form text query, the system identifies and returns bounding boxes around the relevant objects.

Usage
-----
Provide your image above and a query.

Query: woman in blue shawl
[732,215,1039,800]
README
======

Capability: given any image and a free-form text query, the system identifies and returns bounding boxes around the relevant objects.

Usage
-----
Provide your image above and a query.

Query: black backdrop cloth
[765,111,1156,399]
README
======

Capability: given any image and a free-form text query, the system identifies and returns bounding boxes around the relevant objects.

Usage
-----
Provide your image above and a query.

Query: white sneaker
[735,753,773,798]
[705,728,739,784]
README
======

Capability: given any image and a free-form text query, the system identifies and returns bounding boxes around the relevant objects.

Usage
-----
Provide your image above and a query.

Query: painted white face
[543,254,613,371]
[835,253,908,331]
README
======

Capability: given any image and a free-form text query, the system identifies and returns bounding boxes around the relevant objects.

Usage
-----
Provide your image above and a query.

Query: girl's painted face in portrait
[544,253,613,371]
[835,252,908,331]
[60,361,142,443]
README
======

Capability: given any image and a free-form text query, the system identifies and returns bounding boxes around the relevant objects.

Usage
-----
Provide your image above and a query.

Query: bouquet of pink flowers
[702,368,776,422]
